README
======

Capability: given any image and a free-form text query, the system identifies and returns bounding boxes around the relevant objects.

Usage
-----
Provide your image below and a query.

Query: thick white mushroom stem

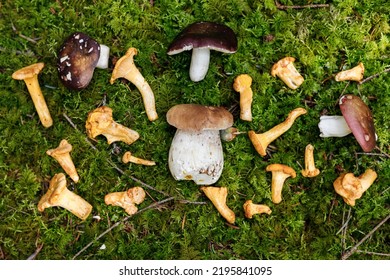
[190,48,210,82]
[104,187,145,215]
[243,200,272,219]
[168,129,223,185]
[318,115,352,137]
[12,63,53,128]
[110,47,158,121]
[271,57,304,89]
[38,173,92,220]
[233,74,253,121]
[200,186,235,224]
[122,151,156,166]
[301,144,320,178]
[266,164,296,204]
[96,44,110,69]
[46,139,79,183]
[335,62,364,82]
[85,106,139,145]
[248,107,307,157]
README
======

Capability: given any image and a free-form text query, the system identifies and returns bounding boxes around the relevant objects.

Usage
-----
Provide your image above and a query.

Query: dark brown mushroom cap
[339,94,376,152]
[57,32,101,90]
[166,104,233,132]
[167,22,238,55]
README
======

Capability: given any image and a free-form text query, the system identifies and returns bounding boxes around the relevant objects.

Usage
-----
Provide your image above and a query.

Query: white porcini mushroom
[167,104,233,185]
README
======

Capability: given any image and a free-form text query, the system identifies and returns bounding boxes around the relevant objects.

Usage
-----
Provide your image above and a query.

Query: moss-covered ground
[0,0,389,260]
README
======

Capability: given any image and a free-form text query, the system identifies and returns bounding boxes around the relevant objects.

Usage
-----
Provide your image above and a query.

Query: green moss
[0,0,389,260]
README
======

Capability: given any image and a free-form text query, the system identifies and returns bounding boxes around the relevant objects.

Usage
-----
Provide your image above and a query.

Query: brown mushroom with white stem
[266,164,296,204]
[85,106,140,145]
[200,186,235,224]
[167,104,233,185]
[333,168,377,206]
[57,32,110,90]
[12,62,53,128]
[271,57,304,89]
[248,107,307,157]
[38,173,92,220]
[335,62,364,82]
[301,144,320,178]
[233,74,253,121]
[243,200,272,219]
[104,187,145,215]
[46,139,79,183]
[167,21,238,82]
[122,151,156,166]
[318,94,376,152]
[110,47,158,121]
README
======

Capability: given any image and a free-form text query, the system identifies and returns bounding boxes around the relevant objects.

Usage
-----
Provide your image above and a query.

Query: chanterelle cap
[339,94,376,152]
[57,32,101,90]
[166,104,233,132]
[167,21,238,55]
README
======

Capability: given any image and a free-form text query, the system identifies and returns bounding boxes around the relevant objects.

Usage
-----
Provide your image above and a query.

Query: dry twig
[341,213,390,260]
[26,243,43,260]
[72,197,174,259]
[359,67,390,85]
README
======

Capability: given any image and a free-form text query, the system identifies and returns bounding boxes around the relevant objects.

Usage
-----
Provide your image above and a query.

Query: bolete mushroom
[110,47,158,121]
[46,139,79,183]
[233,74,253,121]
[333,168,377,206]
[122,151,156,166]
[271,57,304,89]
[85,106,139,145]
[57,32,110,90]
[200,186,235,224]
[248,107,307,157]
[104,186,145,215]
[301,144,320,178]
[12,62,53,128]
[167,21,238,82]
[38,173,92,220]
[318,94,376,152]
[335,62,364,82]
[266,163,296,204]
[167,104,233,185]
[243,200,272,219]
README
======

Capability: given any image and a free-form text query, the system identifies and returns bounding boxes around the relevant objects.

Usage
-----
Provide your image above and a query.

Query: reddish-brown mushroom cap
[339,95,376,152]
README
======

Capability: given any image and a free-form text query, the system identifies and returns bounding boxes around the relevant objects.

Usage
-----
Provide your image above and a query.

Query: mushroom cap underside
[166,104,234,131]
[339,94,376,152]
[167,21,238,55]
[12,62,45,80]
[57,32,101,90]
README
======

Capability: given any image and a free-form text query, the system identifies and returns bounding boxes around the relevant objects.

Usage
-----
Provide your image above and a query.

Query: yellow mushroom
[243,200,272,219]
[110,47,158,121]
[233,74,253,121]
[266,163,296,204]
[301,144,320,178]
[333,168,377,206]
[46,139,79,183]
[248,107,307,157]
[12,62,53,128]
[122,151,156,166]
[38,173,92,220]
[104,187,146,215]
[335,62,364,82]
[85,106,139,145]
[271,57,304,89]
[200,186,235,224]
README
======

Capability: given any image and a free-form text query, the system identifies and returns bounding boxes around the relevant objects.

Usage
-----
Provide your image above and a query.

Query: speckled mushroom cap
[57,32,101,90]
[339,94,376,152]
[167,22,238,55]
[166,104,233,132]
